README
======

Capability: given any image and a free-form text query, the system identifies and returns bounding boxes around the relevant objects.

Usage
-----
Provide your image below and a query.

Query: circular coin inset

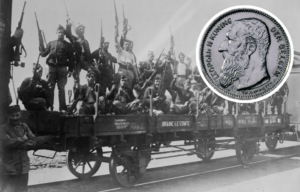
[196,6,293,103]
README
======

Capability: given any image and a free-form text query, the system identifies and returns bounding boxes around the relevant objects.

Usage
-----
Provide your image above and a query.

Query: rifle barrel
[22,2,27,12]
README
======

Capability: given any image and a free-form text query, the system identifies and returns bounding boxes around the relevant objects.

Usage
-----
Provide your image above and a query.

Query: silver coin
[197,6,293,103]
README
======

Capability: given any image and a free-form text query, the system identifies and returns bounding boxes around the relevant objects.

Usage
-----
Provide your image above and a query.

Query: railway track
[28,143,300,192]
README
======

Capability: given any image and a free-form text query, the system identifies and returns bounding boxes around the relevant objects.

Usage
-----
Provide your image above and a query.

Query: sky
[9,0,300,110]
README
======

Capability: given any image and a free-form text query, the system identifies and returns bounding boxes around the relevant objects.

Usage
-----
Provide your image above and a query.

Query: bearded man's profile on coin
[218,18,271,91]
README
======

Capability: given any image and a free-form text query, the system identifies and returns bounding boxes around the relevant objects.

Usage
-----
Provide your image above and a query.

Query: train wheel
[236,139,256,166]
[265,132,278,151]
[195,138,215,162]
[67,147,103,180]
[109,149,143,187]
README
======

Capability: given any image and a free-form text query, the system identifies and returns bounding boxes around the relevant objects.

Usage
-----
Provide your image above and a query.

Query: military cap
[57,25,65,32]
[178,52,185,59]
[120,74,128,80]
[33,63,43,72]
[87,68,96,77]
[148,51,154,57]
[154,74,162,80]
[7,105,21,114]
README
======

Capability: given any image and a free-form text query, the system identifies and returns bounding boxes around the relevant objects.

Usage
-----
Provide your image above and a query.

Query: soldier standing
[270,82,289,114]
[66,21,100,90]
[139,51,155,80]
[40,25,73,112]
[174,52,191,88]
[91,41,117,96]
[0,105,36,192]
[115,31,139,90]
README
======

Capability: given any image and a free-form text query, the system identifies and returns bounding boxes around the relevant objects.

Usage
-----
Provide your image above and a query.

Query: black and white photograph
[0,0,300,191]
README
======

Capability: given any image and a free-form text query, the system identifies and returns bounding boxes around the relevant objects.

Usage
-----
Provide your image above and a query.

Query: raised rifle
[114,0,119,38]
[141,49,164,90]
[35,12,46,52]
[122,4,131,39]
[14,1,27,61]
[98,20,105,63]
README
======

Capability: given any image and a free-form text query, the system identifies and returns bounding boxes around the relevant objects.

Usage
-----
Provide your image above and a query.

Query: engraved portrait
[218,18,271,91]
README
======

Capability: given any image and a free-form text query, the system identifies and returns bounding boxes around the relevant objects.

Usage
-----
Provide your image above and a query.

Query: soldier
[227,101,236,115]
[18,64,50,111]
[68,69,103,115]
[0,105,36,192]
[143,74,170,115]
[91,41,117,96]
[39,25,74,112]
[170,75,195,114]
[174,52,190,88]
[115,31,139,90]
[199,87,225,114]
[154,52,177,102]
[270,82,289,114]
[66,21,100,90]
[192,65,206,90]
[239,103,257,114]
[139,51,155,80]
[107,75,141,114]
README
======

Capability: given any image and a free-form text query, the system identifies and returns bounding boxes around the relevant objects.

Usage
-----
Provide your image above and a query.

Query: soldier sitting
[107,75,141,115]
[143,74,170,116]
[18,64,50,111]
[68,68,104,115]
[239,103,257,114]
[199,87,225,115]
[170,75,195,114]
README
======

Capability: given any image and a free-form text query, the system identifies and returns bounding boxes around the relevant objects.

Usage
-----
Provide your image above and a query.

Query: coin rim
[196,5,294,103]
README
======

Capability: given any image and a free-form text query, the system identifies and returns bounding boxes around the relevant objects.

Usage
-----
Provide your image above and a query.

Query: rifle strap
[54,40,58,64]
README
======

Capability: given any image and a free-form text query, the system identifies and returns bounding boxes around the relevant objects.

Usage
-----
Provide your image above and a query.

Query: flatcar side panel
[263,115,284,127]
[196,115,208,130]
[156,115,195,132]
[236,115,262,128]
[94,115,148,135]
[223,115,235,129]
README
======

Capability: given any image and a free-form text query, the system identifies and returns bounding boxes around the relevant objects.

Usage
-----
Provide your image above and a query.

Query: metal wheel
[265,132,278,151]
[109,147,144,187]
[195,138,215,162]
[67,147,102,179]
[236,139,256,166]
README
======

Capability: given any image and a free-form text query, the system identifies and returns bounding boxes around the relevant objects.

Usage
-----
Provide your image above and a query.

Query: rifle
[98,20,105,62]
[14,1,27,61]
[141,49,164,90]
[35,12,46,51]
[114,0,119,38]
[122,4,131,39]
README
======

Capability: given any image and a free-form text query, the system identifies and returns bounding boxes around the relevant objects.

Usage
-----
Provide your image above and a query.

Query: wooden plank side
[236,115,261,128]
[95,115,148,134]
[223,115,235,129]
[156,115,195,132]
[263,115,284,127]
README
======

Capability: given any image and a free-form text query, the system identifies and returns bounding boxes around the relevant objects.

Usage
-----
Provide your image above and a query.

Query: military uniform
[0,106,36,192]
[170,78,195,114]
[66,23,100,88]
[143,85,170,115]
[40,28,74,111]
[155,57,177,102]
[174,52,192,88]
[91,47,117,96]
[270,82,289,114]
[18,77,50,111]
[107,81,140,114]
[115,39,138,90]
[199,87,225,114]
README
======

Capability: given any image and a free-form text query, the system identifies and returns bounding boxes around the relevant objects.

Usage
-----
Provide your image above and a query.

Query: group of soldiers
[14,19,289,116]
